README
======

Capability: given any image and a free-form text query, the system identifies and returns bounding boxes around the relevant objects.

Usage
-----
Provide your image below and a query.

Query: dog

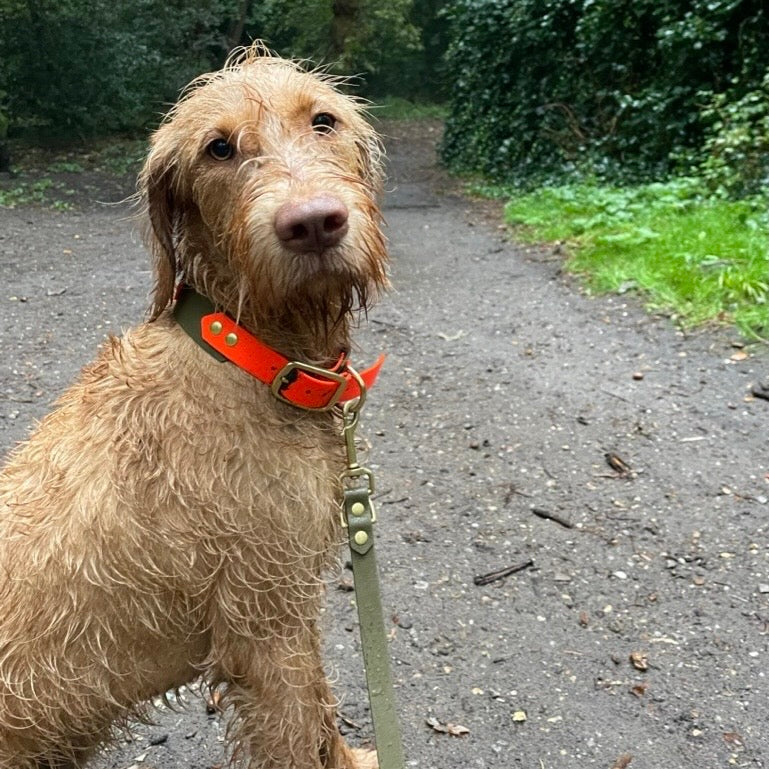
[0,45,388,768]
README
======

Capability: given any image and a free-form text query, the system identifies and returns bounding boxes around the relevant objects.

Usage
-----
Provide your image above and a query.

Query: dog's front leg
[213,633,363,769]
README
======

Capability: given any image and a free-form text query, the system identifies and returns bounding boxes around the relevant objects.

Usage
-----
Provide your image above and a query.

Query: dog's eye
[207,138,234,160]
[312,113,337,135]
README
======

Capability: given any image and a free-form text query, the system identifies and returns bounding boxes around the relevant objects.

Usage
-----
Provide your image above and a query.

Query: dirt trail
[1,121,768,768]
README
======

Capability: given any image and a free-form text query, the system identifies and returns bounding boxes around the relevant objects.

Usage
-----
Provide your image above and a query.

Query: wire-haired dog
[0,45,388,768]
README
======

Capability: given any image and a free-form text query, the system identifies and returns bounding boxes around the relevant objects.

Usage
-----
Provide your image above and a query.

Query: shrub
[441,0,769,189]
[697,72,769,197]
[0,0,236,137]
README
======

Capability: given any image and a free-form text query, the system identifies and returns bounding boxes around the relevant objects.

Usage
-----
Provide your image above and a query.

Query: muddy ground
[1,121,768,769]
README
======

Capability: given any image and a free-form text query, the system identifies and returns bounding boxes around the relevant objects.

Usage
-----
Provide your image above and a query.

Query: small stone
[758,584,769,594]
[632,371,644,380]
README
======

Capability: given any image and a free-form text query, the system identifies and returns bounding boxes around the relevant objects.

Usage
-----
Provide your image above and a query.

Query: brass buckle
[270,361,348,411]
[340,467,377,528]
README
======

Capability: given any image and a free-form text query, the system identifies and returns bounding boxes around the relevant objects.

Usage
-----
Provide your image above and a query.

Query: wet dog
[0,45,387,768]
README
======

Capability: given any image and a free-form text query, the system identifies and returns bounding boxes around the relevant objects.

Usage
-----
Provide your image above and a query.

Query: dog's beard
[263,270,374,352]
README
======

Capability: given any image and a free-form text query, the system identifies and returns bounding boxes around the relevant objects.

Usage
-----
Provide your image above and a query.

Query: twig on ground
[473,559,534,586]
[531,507,574,529]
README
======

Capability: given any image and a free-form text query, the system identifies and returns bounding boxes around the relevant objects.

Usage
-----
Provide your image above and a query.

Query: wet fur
[0,45,387,768]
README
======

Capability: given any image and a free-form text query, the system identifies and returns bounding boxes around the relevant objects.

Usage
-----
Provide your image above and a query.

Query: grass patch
[0,137,146,209]
[7,137,146,177]
[369,97,447,121]
[503,178,769,339]
[0,177,75,210]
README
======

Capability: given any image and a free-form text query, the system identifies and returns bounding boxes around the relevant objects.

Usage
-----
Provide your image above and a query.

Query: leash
[171,287,404,764]
[339,368,405,769]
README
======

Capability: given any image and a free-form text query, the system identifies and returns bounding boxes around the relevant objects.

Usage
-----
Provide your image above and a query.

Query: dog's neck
[248,307,353,367]
[181,281,354,366]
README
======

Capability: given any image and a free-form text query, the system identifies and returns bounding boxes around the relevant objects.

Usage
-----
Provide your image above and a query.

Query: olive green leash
[340,371,405,769]
[173,287,404,763]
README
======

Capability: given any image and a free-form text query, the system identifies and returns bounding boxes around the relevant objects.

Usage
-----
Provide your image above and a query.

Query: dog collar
[172,286,384,411]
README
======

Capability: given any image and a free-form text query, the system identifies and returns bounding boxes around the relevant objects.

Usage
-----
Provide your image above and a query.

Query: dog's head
[139,46,388,338]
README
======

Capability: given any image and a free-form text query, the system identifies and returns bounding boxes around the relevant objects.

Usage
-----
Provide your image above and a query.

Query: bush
[441,0,769,189]
[259,0,422,97]
[0,0,440,139]
[0,0,239,137]
[697,72,769,197]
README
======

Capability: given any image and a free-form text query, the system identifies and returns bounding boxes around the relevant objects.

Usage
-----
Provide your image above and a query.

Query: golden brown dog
[0,45,387,768]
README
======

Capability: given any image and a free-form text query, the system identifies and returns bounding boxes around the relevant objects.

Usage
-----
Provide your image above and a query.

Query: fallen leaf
[437,330,465,341]
[722,731,744,746]
[730,350,749,361]
[630,682,648,698]
[425,717,469,737]
[605,452,633,476]
[340,714,362,730]
[629,651,649,671]
[611,755,633,769]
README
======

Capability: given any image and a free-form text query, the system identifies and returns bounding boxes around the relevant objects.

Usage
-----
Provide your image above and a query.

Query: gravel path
[1,121,767,769]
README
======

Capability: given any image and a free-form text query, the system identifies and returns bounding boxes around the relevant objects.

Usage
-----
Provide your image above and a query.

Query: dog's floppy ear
[139,141,179,320]
[355,131,385,197]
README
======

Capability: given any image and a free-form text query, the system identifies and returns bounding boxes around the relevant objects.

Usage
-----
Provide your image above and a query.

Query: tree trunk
[0,143,10,174]
[227,0,252,52]
[330,0,361,61]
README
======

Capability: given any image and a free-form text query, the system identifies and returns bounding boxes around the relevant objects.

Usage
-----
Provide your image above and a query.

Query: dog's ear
[355,131,385,197]
[139,142,178,320]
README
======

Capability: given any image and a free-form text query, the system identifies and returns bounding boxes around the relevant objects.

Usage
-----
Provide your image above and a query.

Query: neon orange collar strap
[172,286,384,411]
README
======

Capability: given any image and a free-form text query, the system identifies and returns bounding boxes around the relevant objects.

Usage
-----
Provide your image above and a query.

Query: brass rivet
[350,502,366,516]
[354,531,369,546]
[209,321,223,335]
[225,332,238,346]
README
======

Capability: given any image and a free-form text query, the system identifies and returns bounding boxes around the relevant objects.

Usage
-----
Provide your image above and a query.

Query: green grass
[502,178,769,339]
[369,97,447,121]
[0,138,146,209]
[0,177,74,209]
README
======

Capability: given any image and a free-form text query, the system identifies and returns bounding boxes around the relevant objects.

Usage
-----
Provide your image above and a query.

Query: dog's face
[140,50,388,325]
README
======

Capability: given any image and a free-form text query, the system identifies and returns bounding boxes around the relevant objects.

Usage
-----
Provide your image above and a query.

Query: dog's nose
[274,196,349,253]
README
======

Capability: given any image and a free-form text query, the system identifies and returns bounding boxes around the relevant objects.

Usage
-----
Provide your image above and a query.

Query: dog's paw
[350,747,379,769]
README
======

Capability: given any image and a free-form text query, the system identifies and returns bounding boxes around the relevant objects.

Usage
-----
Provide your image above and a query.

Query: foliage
[441,0,769,189]
[0,176,74,209]
[503,180,769,338]
[370,97,447,120]
[0,0,440,140]
[257,0,423,96]
[0,137,145,208]
[696,71,769,197]
[0,0,242,136]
